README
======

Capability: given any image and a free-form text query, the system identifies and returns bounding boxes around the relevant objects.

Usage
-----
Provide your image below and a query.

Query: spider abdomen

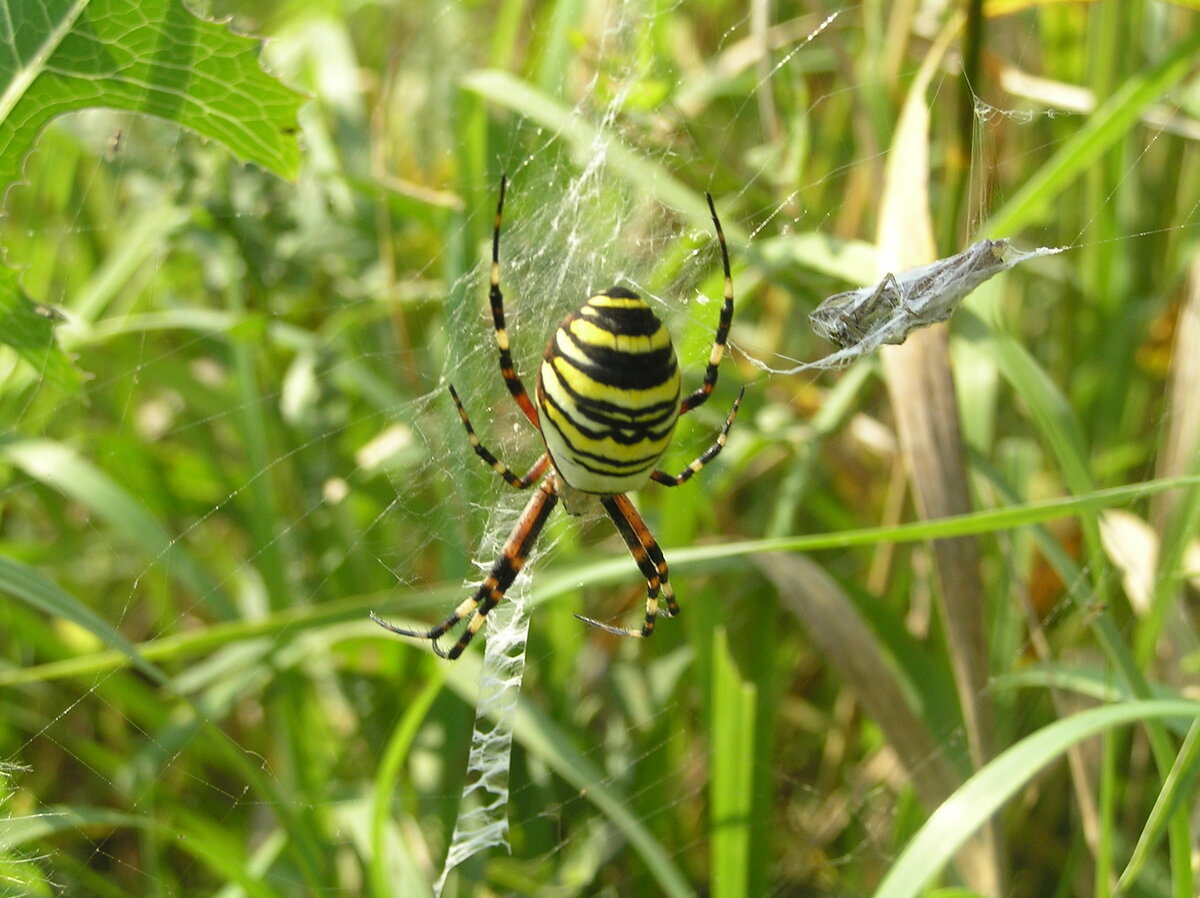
[536,287,682,494]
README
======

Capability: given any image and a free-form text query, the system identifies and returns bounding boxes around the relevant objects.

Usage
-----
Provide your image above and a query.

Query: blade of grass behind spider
[870,699,1200,898]
[1144,255,1200,670]
[461,69,740,241]
[872,17,1002,895]
[15,477,1197,689]
[757,554,993,869]
[709,626,756,898]
[956,307,1197,898]
[981,28,1200,240]
[441,650,696,898]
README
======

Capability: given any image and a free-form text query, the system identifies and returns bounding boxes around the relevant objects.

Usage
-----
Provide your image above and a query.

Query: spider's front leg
[488,175,539,427]
[650,387,744,487]
[372,477,560,659]
[678,192,735,414]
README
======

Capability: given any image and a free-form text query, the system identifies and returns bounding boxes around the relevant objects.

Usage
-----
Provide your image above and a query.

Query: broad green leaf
[0,0,304,388]
[0,0,303,186]
[0,266,81,389]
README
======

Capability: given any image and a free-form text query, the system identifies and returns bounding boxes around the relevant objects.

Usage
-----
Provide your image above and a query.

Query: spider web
[1,1,1199,896]
[421,9,756,884]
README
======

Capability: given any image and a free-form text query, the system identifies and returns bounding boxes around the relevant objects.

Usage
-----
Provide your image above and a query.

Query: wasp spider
[372,177,742,659]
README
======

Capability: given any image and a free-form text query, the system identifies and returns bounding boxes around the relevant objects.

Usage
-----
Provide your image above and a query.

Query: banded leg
[650,387,744,486]
[488,175,540,427]
[679,192,735,415]
[449,384,550,488]
[575,493,678,640]
[371,478,560,659]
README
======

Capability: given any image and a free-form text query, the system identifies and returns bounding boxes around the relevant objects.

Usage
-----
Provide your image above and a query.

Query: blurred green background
[2,1,1200,896]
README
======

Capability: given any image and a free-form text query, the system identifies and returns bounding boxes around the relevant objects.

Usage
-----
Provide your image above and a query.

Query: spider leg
[371,477,559,659]
[650,387,743,486]
[449,384,550,488]
[679,193,734,415]
[489,175,540,428]
[576,493,677,640]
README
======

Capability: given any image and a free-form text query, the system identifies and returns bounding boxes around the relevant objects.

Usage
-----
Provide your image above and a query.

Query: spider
[371,176,742,659]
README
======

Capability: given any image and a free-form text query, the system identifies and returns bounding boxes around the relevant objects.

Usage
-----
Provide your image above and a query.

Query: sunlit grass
[2,2,1200,897]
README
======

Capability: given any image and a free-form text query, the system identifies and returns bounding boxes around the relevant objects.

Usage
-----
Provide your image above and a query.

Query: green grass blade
[710,627,756,898]
[370,671,445,898]
[0,553,166,686]
[461,69,729,237]
[443,652,697,898]
[7,475,1198,690]
[1,439,233,618]
[872,700,1200,898]
[0,807,278,898]
[1116,717,1200,895]
[983,29,1200,237]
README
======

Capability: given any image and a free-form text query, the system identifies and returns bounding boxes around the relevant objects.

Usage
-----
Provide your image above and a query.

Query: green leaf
[0,0,304,388]
[0,0,303,186]
[0,267,81,389]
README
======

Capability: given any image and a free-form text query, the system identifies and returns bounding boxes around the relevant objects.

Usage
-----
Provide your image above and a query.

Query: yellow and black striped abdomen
[536,287,681,494]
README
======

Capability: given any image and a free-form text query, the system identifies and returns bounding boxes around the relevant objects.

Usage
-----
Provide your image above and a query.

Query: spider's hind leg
[369,609,462,658]
[371,477,560,659]
[576,494,677,641]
